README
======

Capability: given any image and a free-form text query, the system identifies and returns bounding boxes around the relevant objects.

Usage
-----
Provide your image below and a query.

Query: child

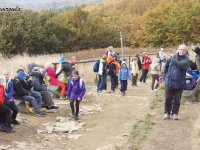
[0,75,15,133]
[131,57,140,86]
[66,70,86,120]
[151,58,161,91]
[3,71,20,125]
[118,62,131,96]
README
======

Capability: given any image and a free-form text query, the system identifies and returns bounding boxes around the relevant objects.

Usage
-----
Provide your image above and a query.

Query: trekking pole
[120,32,124,60]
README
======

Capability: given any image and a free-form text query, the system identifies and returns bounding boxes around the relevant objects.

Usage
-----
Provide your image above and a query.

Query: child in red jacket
[0,75,15,133]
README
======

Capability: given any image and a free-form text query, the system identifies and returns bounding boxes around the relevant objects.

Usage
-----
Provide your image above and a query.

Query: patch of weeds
[150,89,164,110]
[128,114,155,150]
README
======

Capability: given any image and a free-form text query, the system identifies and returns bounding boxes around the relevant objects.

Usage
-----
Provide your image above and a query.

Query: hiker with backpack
[150,58,161,92]
[0,75,15,133]
[96,55,107,93]
[139,52,152,84]
[107,56,117,93]
[113,54,121,88]
[163,44,191,120]
[66,70,86,120]
[3,71,20,125]
[118,61,131,96]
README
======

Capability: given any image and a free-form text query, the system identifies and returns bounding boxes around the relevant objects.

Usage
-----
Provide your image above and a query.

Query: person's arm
[196,57,200,70]
[163,58,171,79]
[56,65,63,77]
[15,80,29,96]
[128,69,131,80]
[66,81,72,97]
[171,57,191,71]
[0,87,4,105]
[118,69,121,81]
[78,81,86,100]
[5,81,14,100]
[32,78,45,91]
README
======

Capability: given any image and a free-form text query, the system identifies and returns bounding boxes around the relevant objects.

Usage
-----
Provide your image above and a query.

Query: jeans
[40,90,54,107]
[0,105,12,128]
[132,73,138,86]
[70,100,80,117]
[151,74,159,90]
[140,69,149,83]
[164,87,183,115]
[120,80,128,92]
[110,75,116,91]
[97,74,107,91]
[4,101,18,121]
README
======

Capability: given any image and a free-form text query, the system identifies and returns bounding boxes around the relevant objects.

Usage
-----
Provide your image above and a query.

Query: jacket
[56,62,72,77]
[131,61,139,76]
[118,67,131,81]
[195,54,200,70]
[0,85,4,105]
[151,58,161,75]
[13,77,31,97]
[113,61,120,75]
[164,53,190,89]
[136,56,142,70]
[5,80,14,101]
[66,77,86,101]
[142,56,152,70]
[98,59,106,75]
[32,73,46,92]
[45,67,59,85]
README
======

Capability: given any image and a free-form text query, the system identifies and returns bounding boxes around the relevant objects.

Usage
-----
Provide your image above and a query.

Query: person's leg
[75,100,80,118]
[111,76,115,92]
[31,91,42,106]
[70,100,75,117]
[143,69,149,83]
[115,75,118,88]
[99,74,106,91]
[120,80,125,94]
[155,74,160,90]
[41,91,55,108]
[135,74,138,86]
[57,82,66,97]
[124,80,128,95]
[9,101,18,121]
[0,105,12,130]
[22,96,41,113]
[164,87,174,115]
[172,89,183,115]
[97,74,102,91]
[139,69,144,82]
[151,74,155,90]
[131,74,134,85]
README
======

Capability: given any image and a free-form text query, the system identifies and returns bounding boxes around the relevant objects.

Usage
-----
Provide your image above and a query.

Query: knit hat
[17,70,27,80]
[27,63,38,72]
[59,56,65,63]
[107,56,114,63]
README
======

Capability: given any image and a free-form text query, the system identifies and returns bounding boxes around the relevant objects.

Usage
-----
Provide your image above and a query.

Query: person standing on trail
[118,61,131,96]
[97,55,107,93]
[113,54,121,88]
[159,48,165,63]
[66,70,86,120]
[106,56,116,93]
[150,58,161,92]
[135,54,142,71]
[107,46,115,56]
[139,52,152,84]
[131,57,140,86]
[163,44,191,120]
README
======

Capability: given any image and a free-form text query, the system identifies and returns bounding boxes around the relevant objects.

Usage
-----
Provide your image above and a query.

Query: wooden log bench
[182,78,200,101]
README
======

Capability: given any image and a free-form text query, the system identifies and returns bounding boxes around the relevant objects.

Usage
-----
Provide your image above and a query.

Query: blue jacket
[164,53,190,89]
[5,80,14,101]
[118,67,131,81]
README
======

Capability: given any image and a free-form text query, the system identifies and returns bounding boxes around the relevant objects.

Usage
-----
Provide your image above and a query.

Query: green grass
[128,114,155,150]
[150,89,164,110]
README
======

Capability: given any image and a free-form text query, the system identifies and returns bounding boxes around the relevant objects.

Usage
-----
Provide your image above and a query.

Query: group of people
[0,56,86,133]
[96,45,200,121]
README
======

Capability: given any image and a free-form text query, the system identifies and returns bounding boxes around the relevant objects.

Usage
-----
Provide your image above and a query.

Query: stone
[68,134,83,140]
[37,129,44,134]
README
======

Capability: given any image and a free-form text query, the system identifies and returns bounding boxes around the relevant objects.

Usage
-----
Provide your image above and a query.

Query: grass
[128,114,154,150]
[150,89,164,110]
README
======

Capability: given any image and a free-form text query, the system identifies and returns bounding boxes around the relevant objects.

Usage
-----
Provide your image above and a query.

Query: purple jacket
[66,77,86,101]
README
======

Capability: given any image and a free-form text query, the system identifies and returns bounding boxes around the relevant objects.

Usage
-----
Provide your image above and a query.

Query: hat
[59,56,65,63]
[178,44,187,50]
[161,48,164,51]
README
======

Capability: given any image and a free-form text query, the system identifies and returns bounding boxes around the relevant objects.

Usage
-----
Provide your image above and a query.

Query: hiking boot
[35,112,46,117]
[0,126,15,133]
[11,120,20,125]
[49,106,59,109]
[172,114,179,120]
[75,116,79,120]
[163,113,170,120]
[60,96,66,100]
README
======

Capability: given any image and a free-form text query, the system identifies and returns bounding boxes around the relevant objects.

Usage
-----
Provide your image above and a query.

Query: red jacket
[142,56,152,70]
[0,85,5,105]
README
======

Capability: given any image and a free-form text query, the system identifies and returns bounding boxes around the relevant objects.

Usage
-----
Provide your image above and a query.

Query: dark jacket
[5,80,14,101]
[136,56,142,70]
[32,74,46,92]
[107,62,116,77]
[164,53,190,89]
[56,62,72,77]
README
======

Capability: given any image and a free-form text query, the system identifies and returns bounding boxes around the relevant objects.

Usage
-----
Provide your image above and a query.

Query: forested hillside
[0,0,200,57]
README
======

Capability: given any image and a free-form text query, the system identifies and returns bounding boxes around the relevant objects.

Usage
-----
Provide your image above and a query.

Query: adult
[13,70,45,117]
[107,46,115,56]
[45,62,66,100]
[192,47,200,71]
[69,56,77,71]
[0,75,15,133]
[139,52,152,83]
[159,48,165,63]
[150,58,161,91]
[131,57,140,86]
[113,54,121,88]
[97,55,107,93]
[3,71,19,125]
[135,54,142,71]
[163,44,190,120]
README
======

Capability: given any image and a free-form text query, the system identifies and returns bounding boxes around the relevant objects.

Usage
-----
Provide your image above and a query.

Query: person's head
[17,70,27,80]
[135,54,139,57]
[3,71,9,82]
[45,62,53,68]
[72,70,80,79]
[27,63,38,72]
[161,48,164,51]
[70,56,77,64]
[108,46,113,51]
[59,56,65,63]
[102,54,107,60]
[133,57,138,62]
[0,75,6,88]
[193,47,200,55]
[178,44,188,56]
[121,61,127,68]
[143,52,146,57]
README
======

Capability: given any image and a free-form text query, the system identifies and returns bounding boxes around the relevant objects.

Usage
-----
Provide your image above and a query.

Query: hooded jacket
[45,67,59,85]
[118,62,131,81]
[106,56,116,76]
[0,85,5,105]
[5,80,14,101]
[131,61,139,76]
[142,56,152,70]
[32,72,46,92]
[151,58,161,75]
[66,77,86,101]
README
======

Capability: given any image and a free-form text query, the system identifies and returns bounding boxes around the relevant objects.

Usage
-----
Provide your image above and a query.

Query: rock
[0,145,11,150]
[96,144,112,150]
[37,129,44,134]
[45,126,54,134]
[68,134,83,140]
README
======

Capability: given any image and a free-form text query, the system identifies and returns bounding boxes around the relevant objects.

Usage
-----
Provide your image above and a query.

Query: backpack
[71,78,84,89]
[106,62,116,76]
[93,60,100,72]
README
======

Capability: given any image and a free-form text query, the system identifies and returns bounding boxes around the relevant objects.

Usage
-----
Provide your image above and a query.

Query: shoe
[60,96,66,100]
[163,113,170,120]
[11,120,20,125]
[75,116,79,120]
[172,114,179,120]
[154,89,158,92]
[0,126,15,133]
[49,106,59,109]
[97,90,102,94]
[35,112,46,117]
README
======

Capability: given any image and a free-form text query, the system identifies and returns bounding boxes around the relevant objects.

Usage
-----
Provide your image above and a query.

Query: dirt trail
[140,101,200,150]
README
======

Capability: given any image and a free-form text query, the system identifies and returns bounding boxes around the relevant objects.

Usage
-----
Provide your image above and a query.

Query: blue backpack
[93,60,100,72]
